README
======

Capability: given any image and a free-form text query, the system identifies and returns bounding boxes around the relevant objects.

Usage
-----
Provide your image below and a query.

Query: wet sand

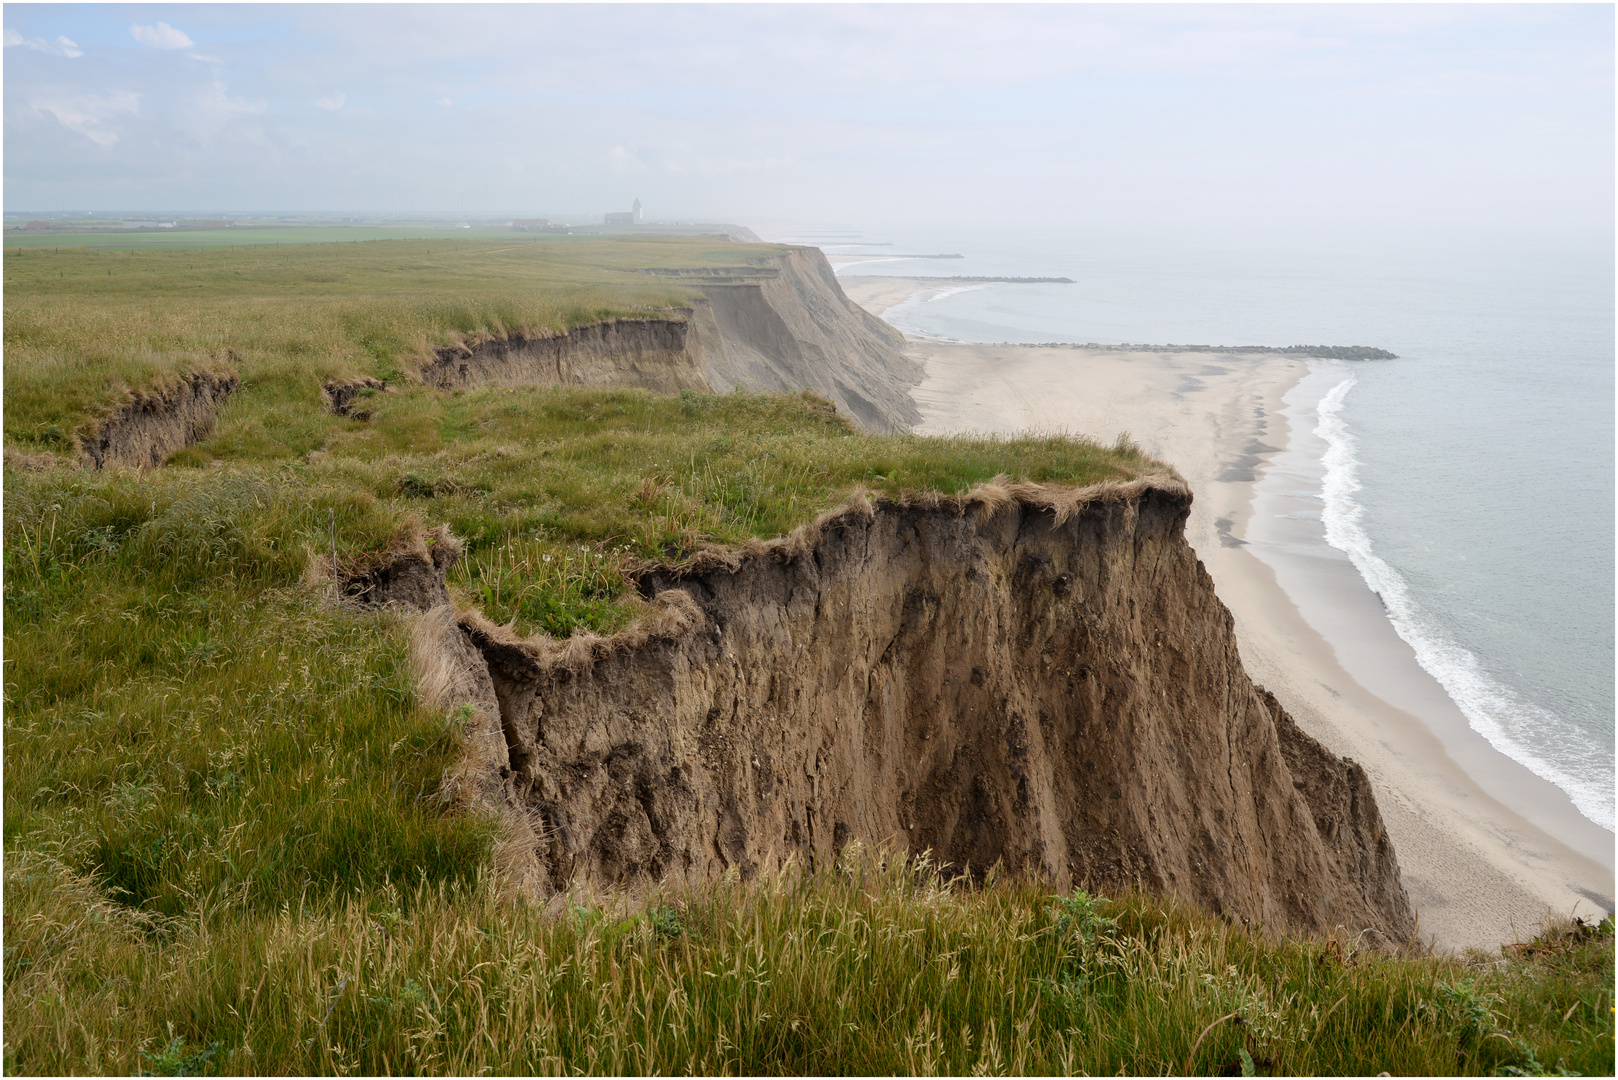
[842,274,1615,952]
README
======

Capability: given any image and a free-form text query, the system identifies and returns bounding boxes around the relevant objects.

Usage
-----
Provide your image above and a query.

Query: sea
[776,224,1615,832]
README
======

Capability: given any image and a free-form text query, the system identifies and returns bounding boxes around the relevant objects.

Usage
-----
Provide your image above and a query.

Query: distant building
[24,221,53,230]
[603,199,643,226]
[123,220,176,230]
[195,221,230,230]
[511,218,551,231]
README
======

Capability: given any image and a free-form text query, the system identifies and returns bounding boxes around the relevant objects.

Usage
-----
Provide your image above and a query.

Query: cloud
[4,28,84,58]
[204,81,266,118]
[3,3,1605,234]
[130,22,194,50]
[27,90,141,147]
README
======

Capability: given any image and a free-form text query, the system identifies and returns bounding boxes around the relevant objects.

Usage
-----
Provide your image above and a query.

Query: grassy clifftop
[3,239,1611,1075]
[3,235,765,454]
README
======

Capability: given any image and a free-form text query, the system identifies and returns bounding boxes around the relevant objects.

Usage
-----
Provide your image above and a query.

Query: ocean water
[794,226,1615,831]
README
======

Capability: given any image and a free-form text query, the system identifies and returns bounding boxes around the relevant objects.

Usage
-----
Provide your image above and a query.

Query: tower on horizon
[604,199,644,227]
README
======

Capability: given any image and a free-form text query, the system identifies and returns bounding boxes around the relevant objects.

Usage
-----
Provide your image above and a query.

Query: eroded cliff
[77,368,239,470]
[681,248,921,432]
[417,247,921,433]
[421,318,709,396]
[401,479,1414,942]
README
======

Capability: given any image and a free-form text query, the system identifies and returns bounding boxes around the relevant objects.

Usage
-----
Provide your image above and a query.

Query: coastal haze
[4,4,1611,236]
[6,2,1613,949]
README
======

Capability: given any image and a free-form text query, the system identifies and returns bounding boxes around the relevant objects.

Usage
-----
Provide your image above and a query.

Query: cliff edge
[420,247,921,433]
[75,367,239,470]
[404,478,1415,943]
[681,247,921,432]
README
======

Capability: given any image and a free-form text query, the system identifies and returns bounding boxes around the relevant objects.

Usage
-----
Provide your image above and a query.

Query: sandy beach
[842,275,1615,953]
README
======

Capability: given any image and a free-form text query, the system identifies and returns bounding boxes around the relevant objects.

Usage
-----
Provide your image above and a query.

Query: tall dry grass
[6,845,1611,1076]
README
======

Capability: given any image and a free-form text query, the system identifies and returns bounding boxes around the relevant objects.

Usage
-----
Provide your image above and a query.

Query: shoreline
[1246,367,1614,854]
[840,274,1614,952]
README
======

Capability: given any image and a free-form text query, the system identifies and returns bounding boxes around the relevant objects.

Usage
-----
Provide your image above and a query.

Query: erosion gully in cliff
[370,478,1415,944]
[77,366,239,470]
[418,247,923,434]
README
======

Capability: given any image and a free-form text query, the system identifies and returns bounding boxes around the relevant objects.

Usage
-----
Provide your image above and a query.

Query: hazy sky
[4,3,1612,238]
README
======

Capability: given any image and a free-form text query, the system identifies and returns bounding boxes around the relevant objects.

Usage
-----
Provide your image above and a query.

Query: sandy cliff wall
[421,318,710,395]
[397,480,1414,942]
[78,369,239,470]
[682,248,922,432]
[418,248,920,432]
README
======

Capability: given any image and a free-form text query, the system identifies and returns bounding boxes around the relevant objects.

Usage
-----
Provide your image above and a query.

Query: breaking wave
[1315,371,1613,830]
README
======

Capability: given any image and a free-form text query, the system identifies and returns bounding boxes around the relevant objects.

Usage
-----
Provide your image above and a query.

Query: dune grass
[4,381,1162,1075]
[5,237,1612,1075]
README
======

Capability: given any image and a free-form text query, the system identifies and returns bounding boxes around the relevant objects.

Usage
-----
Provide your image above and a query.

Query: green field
[2,222,749,252]
[1,226,527,251]
[3,236,738,455]
[4,237,1612,1075]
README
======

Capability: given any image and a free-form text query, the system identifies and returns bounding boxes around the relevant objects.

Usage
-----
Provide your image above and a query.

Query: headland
[840,274,1615,952]
[5,236,1612,1075]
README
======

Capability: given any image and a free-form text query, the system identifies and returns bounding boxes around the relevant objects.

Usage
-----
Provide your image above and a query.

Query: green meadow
[3,236,728,455]
[2,225,507,250]
[4,237,1612,1075]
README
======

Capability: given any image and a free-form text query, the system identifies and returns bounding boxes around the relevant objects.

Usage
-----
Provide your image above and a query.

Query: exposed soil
[413,248,922,433]
[420,318,709,396]
[685,247,921,433]
[388,479,1415,942]
[77,369,239,470]
[340,526,462,610]
[323,376,387,418]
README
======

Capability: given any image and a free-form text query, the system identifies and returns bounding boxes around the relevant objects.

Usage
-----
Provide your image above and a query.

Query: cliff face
[682,248,922,432]
[418,248,921,433]
[408,479,1413,942]
[421,318,710,396]
[420,318,711,399]
[78,369,239,469]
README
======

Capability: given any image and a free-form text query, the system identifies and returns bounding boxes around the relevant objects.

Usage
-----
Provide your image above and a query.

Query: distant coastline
[834,275,1396,358]
[1024,342,1398,360]
[883,274,1077,284]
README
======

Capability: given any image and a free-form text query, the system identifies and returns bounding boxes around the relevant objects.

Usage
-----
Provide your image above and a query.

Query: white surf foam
[877,283,991,342]
[1314,369,1614,830]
